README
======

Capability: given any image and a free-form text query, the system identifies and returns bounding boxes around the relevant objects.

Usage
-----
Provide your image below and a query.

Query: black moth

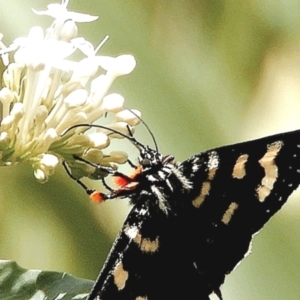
[69,126,300,300]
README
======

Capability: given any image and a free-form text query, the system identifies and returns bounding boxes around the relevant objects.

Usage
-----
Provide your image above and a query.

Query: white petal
[1,52,9,66]
[72,38,95,57]
[88,132,109,148]
[40,153,59,168]
[65,11,98,23]
[101,93,124,112]
[60,20,78,41]
[0,132,9,146]
[113,55,136,75]
[72,134,91,147]
[10,102,24,118]
[34,168,46,181]
[115,109,141,126]
[44,128,58,142]
[72,57,99,79]
[49,40,76,60]
[0,131,8,141]
[89,75,113,109]
[97,122,131,138]
[27,26,44,41]
[109,151,128,164]
[33,4,98,23]
[35,105,48,123]
[83,148,104,161]
[0,87,14,117]
[1,115,13,129]
[0,87,13,104]
[64,89,88,108]
[96,54,136,76]
[14,31,76,69]
[55,111,87,135]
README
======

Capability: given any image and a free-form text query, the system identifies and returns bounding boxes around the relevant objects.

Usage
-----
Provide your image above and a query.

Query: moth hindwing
[87,129,300,300]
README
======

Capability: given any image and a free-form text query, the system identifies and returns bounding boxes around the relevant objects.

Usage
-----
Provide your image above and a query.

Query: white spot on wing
[221,202,239,224]
[232,154,249,179]
[140,208,148,215]
[192,157,201,172]
[113,261,128,290]
[192,151,219,208]
[207,151,219,170]
[256,141,283,202]
[192,182,211,208]
[124,225,139,239]
[134,234,159,253]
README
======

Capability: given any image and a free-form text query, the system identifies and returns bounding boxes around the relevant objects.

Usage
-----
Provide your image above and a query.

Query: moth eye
[141,159,152,167]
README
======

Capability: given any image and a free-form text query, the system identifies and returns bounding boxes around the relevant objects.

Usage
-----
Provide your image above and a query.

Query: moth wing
[88,202,211,300]
[89,129,300,300]
[178,129,300,291]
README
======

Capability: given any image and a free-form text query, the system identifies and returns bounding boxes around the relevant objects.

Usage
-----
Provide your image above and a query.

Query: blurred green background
[1,0,300,299]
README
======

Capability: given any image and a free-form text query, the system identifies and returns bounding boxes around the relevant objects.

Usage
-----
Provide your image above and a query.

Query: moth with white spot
[76,128,300,300]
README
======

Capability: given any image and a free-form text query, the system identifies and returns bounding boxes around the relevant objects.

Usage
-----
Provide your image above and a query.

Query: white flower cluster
[0,0,140,183]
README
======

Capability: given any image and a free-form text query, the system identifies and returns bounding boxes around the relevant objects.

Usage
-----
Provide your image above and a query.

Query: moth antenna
[61,123,145,150]
[125,108,159,152]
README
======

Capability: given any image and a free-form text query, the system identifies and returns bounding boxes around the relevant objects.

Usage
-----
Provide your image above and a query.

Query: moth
[67,126,300,300]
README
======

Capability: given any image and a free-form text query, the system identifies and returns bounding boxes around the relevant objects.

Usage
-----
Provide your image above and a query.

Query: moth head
[138,146,164,172]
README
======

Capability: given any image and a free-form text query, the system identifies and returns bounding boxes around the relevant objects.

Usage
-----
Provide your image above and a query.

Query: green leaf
[0,260,94,300]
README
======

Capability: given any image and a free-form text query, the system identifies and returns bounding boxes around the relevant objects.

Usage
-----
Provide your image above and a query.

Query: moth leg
[62,161,95,196]
[63,161,131,202]
[101,178,113,191]
[90,186,136,202]
[73,154,132,182]
[127,158,137,168]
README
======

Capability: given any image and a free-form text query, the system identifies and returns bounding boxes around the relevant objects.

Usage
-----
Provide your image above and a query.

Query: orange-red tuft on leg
[113,165,143,187]
[113,176,130,187]
[90,191,105,203]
